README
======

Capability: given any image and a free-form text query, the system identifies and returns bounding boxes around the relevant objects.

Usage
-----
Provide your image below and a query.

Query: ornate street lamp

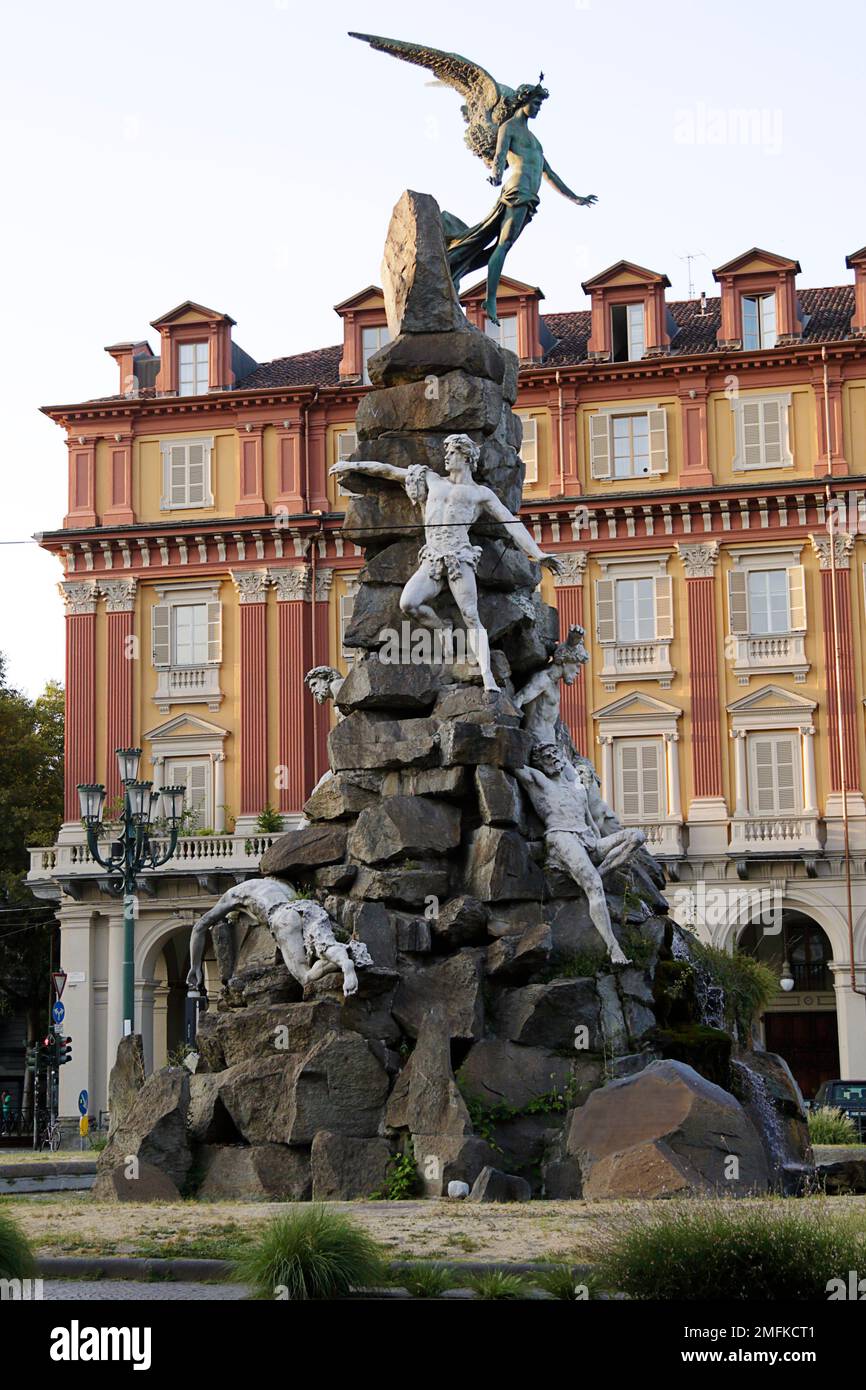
[78,748,186,1033]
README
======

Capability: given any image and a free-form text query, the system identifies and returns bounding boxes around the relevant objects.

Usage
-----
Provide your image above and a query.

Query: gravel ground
[41,1281,249,1301]
[9,1192,866,1265]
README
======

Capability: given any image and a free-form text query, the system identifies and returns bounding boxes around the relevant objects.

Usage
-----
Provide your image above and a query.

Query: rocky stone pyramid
[95,192,813,1204]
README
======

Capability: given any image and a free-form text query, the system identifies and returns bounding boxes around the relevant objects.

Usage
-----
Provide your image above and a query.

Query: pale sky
[2,0,864,696]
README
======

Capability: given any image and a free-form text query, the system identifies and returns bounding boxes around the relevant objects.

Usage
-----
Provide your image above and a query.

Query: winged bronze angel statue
[350,31,596,324]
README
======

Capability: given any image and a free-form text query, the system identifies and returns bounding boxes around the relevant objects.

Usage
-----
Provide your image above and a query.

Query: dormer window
[178,342,209,396]
[361,325,390,384]
[611,304,645,361]
[741,294,776,350]
[486,314,519,355]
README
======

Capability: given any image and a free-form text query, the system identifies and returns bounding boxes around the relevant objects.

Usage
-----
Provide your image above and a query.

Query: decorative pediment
[333,285,385,314]
[144,713,229,744]
[581,260,670,293]
[727,684,815,715]
[594,692,682,721]
[460,273,544,302]
[712,247,800,278]
[150,300,235,328]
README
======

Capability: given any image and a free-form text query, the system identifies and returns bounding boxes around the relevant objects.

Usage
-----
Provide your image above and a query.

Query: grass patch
[0,1208,36,1280]
[234,1206,385,1300]
[533,1262,592,1300]
[808,1106,860,1146]
[589,1200,866,1301]
[398,1264,457,1297]
[465,1270,528,1300]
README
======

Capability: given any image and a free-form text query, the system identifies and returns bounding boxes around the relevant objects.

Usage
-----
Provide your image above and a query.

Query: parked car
[812,1080,866,1139]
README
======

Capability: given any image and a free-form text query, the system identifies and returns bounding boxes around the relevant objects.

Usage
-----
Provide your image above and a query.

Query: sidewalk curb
[36,1255,593,1284]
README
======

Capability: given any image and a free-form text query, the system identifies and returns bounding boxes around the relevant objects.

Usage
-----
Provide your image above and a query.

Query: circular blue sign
[78,1089,88,1116]
[52,1001,65,1024]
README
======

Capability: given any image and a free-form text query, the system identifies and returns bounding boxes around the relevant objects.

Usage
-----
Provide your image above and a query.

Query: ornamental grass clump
[589,1200,866,1301]
[808,1105,860,1146]
[0,1207,36,1281]
[235,1206,385,1301]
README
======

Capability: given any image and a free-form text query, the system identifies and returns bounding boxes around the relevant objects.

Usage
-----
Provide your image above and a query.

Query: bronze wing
[349,31,513,165]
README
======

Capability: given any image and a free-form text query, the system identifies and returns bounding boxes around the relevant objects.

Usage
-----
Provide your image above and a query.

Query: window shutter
[589,414,612,479]
[337,430,357,461]
[207,601,222,663]
[761,400,783,466]
[188,763,209,817]
[741,402,763,469]
[640,742,662,817]
[787,565,806,631]
[618,743,641,818]
[595,578,616,642]
[654,575,673,639]
[775,738,797,813]
[151,604,170,666]
[519,415,538,484]
[728,570,749,634]
[187,443,206,504]
[752,738,776,814]
[340,592,355,657]
[170,445,188,505]
[648,408,669,473]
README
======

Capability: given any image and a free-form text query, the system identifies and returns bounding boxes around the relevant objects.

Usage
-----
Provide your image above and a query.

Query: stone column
[802,725,818,815]
[676,542,728,851]
[101,579,137,803]
[60,581,99,829]
[105,905,126,1102]
[214,752,226,832]
[271,566,313,813]
[598,735,614,806]
[231,569,270,826]
[553,552,588,756]
[810,532,866,845]
[310,566,334,785]
[832,965,866,1077]
[664,731,682,819]
[731,730,748,817]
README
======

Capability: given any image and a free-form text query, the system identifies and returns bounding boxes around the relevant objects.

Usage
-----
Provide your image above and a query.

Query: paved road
[42,1281,249,1301]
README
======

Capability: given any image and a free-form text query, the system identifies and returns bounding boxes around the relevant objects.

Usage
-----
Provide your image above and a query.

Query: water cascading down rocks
[94,192,814,1203]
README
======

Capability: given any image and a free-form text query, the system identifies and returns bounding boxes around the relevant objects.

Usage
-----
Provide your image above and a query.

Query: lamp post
[78,748,186,1033]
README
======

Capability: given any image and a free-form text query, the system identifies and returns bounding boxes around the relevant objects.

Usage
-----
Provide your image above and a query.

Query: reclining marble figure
[515,745,645,965]
[186,877,373,998]
[331,432,562,692]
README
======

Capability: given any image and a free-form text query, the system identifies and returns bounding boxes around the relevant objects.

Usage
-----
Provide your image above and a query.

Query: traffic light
[59,1037,72,1066]
[42,1035,57,1066]
[25,1042,40,1068]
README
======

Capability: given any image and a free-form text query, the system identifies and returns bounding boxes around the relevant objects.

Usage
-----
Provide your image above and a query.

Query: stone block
[464,826,545,902]
[198,1144,312,1201]
[348,795,461,864]
[310,1132,393,1200]
[467,1166,531,1203]
[259,824,347,876]
[393,950,485,1042]
[329,711,439,772]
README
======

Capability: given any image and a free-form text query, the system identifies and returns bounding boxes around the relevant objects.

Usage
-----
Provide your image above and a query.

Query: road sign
[79,1116,89,1139]
[52,970,68,1000]
[52,1001,65,1025]
[78,1089,88,1116]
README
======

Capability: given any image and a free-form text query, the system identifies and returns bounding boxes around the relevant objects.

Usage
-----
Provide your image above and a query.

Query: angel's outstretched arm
[488,119,514,186]
[542,159,597,207]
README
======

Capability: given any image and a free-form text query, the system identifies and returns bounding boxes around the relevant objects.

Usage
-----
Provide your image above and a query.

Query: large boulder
[567,1059,770,1198]
[260,824,347,876]
[303,771,381,821]
[458,1038,579,1112]
[286,1032,391,1143]
[386,1012,473,1138]
[379,189,466,337]
[98,1068,192,1192]
[107,1033,145,1137]
[393,950,485,1042]
[92,1161,181,1203]
[348,796,461,865]
[356,371,503,439]
[350,864,450,907]
[468,1166,531,1203]
[329,711,439,772]
[310,1132,393,1200]
[464,826,545,902]
[495,979,603,1052]
[731,1052,813,1179]
[367,327,504,387]
[195,999,340,1071]
[336,655,443,712]
[197,1144,312,1201]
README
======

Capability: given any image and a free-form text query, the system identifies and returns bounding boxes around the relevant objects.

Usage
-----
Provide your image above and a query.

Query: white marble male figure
[331,432,562,692]
[186,877,372,998]
[515,745,645,965]
[513,625,588,748]
[304,664,345,715]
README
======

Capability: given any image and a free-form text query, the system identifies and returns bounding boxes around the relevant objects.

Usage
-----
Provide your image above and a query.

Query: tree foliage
[0,653,64,1020]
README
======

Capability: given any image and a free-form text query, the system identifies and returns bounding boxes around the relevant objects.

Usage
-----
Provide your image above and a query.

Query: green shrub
[400,1264,455,1297]
[533,1263,592,1300]
[689,941,778,1038]
[809,1105,860,1145]
[0,1208,36,1281]
[255,805,284,833]
[373,1150,419,1201]
[466,1270,528,1300]
[591,1200,866,1301]
[234,1206,385,1300]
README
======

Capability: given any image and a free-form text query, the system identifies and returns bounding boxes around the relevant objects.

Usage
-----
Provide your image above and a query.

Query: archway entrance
[738,911,839,1099]
[152,931,192,1070]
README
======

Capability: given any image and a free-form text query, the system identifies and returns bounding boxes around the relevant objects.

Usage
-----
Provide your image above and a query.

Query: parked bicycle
[39,1116,62,1152]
